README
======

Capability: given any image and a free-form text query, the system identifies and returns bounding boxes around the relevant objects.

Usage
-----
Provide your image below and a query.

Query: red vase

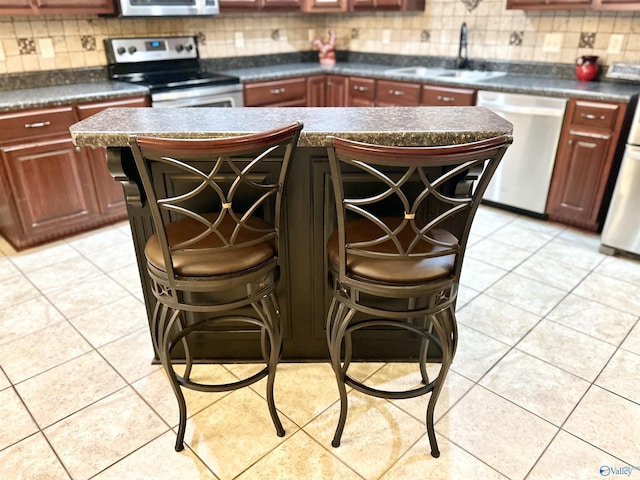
[575,55,599,82]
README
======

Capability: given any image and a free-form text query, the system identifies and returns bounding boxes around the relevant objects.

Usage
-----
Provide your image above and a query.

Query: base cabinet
[0,95,149,249]
[546,99,626,231]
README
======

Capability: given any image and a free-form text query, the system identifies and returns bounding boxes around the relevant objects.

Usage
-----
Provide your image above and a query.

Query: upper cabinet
[507,0,638,9]
[220,0,301,11]
[301,0,347,12]
[0,0,115,14]
[348,0,423,9]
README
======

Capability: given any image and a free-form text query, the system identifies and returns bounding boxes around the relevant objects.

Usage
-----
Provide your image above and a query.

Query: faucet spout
[456,22,468,69]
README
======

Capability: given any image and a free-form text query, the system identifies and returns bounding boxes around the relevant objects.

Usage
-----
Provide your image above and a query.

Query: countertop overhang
[70,106,514,148]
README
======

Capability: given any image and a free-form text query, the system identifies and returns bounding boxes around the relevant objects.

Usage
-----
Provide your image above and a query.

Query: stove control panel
[105,37,198,63]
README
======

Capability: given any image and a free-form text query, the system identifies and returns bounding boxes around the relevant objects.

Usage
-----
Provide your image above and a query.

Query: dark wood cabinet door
[302,0,346,11]
[547,131,610,228]
[306,75,326,107]
[0,0,33,14]
[244,77,307,107]
[376,80,421,106]
[348,77,375,107]
[326,75,348,107]
[220,0,262,10]
[507,0,590,8]
[421,84,476,106]
[4,0,116,14]
[1,137,99,240]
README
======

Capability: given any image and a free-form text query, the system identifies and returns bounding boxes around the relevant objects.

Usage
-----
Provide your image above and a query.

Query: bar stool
[324,134,511,457]
[128,122,303,451]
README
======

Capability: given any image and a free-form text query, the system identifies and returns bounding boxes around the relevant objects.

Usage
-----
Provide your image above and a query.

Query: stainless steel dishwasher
[477,91,567,215]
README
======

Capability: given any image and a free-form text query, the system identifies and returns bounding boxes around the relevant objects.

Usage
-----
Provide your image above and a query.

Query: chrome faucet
[456,22,468,69]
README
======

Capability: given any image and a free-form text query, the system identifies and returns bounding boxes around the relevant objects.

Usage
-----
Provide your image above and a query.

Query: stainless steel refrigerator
[600,101,640,257]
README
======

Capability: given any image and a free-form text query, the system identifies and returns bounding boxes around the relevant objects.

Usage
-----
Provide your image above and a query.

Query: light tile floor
[1,205,639,480]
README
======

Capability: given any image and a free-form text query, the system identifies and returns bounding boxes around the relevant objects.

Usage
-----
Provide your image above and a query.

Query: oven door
[151,84,244,108]
[118,0,219,16]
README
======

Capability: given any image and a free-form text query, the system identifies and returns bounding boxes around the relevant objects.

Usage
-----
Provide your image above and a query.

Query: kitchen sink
[385,66,506,82]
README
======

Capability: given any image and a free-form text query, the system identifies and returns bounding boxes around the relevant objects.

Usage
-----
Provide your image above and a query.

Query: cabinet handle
[24,121,51,128]
[389,89,404,96]
[437,95,455,102]
[581,113,606,120]
[353,85,368,92]
[269,88,286,94]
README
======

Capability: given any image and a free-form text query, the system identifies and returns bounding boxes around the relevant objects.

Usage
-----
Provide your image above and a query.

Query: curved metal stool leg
[261,293,285,437]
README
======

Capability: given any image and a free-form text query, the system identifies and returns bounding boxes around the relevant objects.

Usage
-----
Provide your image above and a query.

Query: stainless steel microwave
[117,0,219,16]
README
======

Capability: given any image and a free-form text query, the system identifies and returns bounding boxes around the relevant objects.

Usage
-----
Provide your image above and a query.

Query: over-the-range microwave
[117,0,219,16]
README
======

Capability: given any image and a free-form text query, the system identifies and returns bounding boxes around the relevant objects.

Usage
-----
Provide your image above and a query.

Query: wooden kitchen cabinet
[546,99,627,231]
[0,0,115,15]
[0,95,148,249]
[376,80,421,106]
[302,0,347,11]
[349,0,424,10]
[421,84,476,106]
[244,77,307,107]
[348,77,376,107]
[507,0,639,9]
[220,0,301,11]
[306,75,326,107]
[325,75,348,107]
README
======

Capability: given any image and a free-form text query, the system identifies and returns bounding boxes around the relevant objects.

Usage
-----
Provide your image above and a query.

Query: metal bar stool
[128,122,303,451]
[324,134,511,457]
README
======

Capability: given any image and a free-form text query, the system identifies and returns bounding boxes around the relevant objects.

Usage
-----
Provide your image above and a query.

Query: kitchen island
[70,106,512,361]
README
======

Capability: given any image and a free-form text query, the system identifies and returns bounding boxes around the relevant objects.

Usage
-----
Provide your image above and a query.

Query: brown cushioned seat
[327,217,457,284]
[145,214,276,277]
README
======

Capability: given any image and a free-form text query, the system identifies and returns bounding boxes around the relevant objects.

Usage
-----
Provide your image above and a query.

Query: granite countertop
[70,106,513,148]
[0,82,149,113]
[2,61,639,113]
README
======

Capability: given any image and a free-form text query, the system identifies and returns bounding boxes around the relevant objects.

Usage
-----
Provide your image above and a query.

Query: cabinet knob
[581,113,606,121]
[437,95,455,102]
[353,85,368,92]
[270,88,286,94]
[390,90,404,96]
[24,121,51,129]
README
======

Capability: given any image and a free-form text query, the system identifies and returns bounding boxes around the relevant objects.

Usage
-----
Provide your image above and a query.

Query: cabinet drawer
[421,84,476,106]
[77,96,150,119]
[349,77,376,101]
[0,106,78,144]
[244,77,307,106]
[571,101,620,130]
[376,80,421,106]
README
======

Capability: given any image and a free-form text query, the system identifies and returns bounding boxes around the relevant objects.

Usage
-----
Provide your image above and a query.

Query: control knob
[176,44,184,52]
[116,46,126,55]
[128,46,137,54]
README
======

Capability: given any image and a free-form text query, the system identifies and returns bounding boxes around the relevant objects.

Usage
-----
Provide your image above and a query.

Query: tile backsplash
[0,3,638,75]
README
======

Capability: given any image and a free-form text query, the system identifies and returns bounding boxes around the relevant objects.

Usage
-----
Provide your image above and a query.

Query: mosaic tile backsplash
[0,3,639,74]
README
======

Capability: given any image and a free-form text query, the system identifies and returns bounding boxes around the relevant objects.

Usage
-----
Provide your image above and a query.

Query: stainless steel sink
[385,66,506,82]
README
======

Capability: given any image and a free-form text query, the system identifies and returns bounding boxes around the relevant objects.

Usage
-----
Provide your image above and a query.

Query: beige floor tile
[564,386,640,464]
[0,433,69,480]
[527,430,627,480]
[68,295,148,348]
[45,387,168,480]
[380,435,508,480]
[596,349,640,404]
[98,328,160,383]
[484,273,566,317]
[0,320,92,383]
[0,369,9,390]
[547,294,638,346]
[24,255,103,293]
[459,257,508,291]
[68,227,132,257]
[0,296,66,347]
[92,431,217,480]
[557,227,603,251]
[0,388,39,450]
[132,365,236,427]
[596,254,640,287]
[304,392,426,480]
[469,206,517,237]
[513,252,589,292]
[367,362,474,423]
[82,240,138,273]
[16,350,125,428]
[450,324,510,381]
[466,237,532,271]
[184,387,296,480]
[537,235,606,270]
[436,385,557,480]
[9,243,79,273]
[107,263,145,297]
[237,430,362,480]
[511,215,566,236]
[622,322,640,355]
[0,275,40,311]
[457,294,540,346]
[456,285,479,309]
[517,320,617,382]
[45,275,130,319]
[574,273,640,316]
[480,349,590,426]
[0,256,20,279]
[489,223,554,252]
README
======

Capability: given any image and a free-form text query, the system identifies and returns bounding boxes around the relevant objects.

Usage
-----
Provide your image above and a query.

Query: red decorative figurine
[312,30,336,68]
[575,55,599,82]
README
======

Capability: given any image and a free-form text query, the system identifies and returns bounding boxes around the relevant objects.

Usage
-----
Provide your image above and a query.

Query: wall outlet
[608,34,623,54]
[308,29,316,42]
[0,42,5,62]
[234,32,244,48]
[39,38,55,58]
[542,33,562,53]
[382,30,391,44]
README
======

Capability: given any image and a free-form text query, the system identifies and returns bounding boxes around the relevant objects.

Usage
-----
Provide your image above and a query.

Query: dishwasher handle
[479,102,566,117]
